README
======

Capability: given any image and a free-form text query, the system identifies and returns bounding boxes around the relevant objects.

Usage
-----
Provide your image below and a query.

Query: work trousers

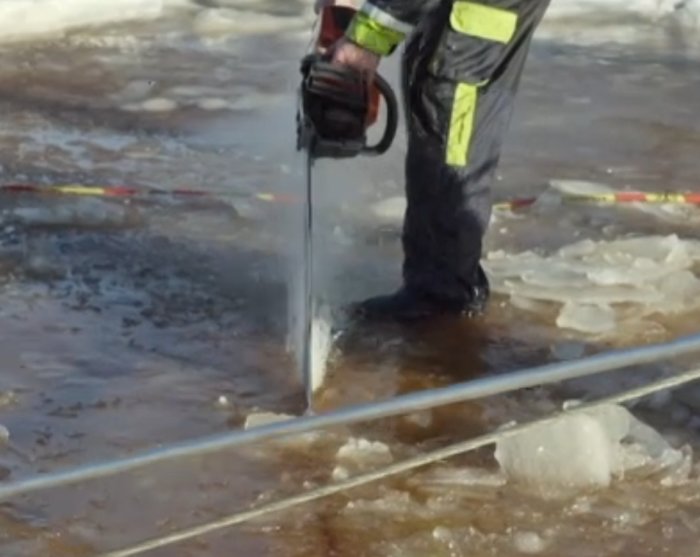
[400,0,551,305]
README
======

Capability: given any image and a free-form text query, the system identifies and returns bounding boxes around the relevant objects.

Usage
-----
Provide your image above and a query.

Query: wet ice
[494,404,691,497]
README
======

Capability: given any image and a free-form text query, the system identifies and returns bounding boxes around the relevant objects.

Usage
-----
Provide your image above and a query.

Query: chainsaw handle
[362,72,399,157]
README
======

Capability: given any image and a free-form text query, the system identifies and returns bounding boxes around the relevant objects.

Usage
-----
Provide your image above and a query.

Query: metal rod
[2,332,700,502]
[97,366,700,557]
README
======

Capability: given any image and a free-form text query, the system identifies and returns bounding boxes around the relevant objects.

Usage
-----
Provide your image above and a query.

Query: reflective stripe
[450,1,518,44]
[446,83,478,167]
[360,2,415,34]
[346,11,406,56]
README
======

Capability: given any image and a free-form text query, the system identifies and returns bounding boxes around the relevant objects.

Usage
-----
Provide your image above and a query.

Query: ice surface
[197,98,230,111]
[370,196,406,225]
[0,424,9,445]
[4,200,140,229]
[192,8,311,38]
[123,98,179,113]
[494,404,689,498]
[485,234,700,336]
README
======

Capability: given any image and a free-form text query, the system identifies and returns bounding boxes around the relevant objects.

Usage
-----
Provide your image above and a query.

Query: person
[318,0,551,320]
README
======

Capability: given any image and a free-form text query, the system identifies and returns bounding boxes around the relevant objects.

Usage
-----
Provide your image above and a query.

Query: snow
[4,200,139,229]
[494,404,690,498]
[0,0,313,46]
[0,0,167,44]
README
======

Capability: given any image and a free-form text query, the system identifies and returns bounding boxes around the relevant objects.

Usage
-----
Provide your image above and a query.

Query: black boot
[350,266,490,322]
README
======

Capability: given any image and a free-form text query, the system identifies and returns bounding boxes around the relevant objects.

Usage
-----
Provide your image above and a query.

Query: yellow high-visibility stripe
[55,185,107,196]
[360,3,414,34]
[346,11,406,56]
[446,83,478,167]
[450,1,518,44]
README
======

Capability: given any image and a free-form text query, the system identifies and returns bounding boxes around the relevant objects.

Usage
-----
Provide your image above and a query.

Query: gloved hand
[314,1,380,75]
[330,37,381,76]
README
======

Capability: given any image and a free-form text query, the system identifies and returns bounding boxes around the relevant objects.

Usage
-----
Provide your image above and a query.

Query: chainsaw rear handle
[299,53,399,159]
[364,70,398,156]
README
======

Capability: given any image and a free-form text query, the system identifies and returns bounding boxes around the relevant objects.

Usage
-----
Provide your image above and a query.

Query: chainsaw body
[297,6,398,160]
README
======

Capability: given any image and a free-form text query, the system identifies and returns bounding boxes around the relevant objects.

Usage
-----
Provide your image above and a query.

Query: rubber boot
[351,265,490,322]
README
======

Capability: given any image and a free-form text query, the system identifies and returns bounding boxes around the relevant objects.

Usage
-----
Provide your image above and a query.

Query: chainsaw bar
[301,149,315,413]
[295,37,399,412]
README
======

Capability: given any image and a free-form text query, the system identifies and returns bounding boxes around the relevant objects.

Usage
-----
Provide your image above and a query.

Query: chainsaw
[296,5,399,411]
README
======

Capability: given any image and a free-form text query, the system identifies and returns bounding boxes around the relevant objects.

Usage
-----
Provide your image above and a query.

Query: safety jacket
[345,1,420,56]
[346,1,520,57]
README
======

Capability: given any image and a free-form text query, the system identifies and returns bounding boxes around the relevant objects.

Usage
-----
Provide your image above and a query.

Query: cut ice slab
[287,270,334,401]
[309,305,333,395]
[494,404,690,498]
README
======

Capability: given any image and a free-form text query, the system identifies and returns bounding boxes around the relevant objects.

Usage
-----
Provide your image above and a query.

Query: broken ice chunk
[486,232,700,338]
[332,438,394,482]
[495,412,618,496]
[513,531,547,554]
[243,412,320,446]
[494,404,687,498]
[336,437,393,468]
[556,303,617,334]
